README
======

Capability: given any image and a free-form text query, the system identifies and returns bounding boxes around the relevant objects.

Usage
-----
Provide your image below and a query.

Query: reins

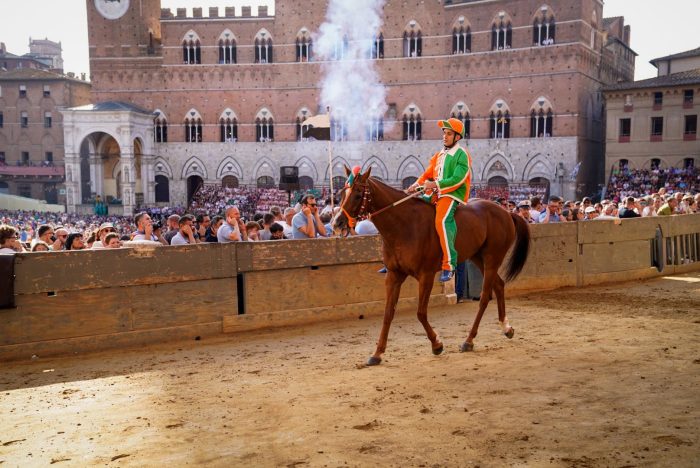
[342,180,424,226]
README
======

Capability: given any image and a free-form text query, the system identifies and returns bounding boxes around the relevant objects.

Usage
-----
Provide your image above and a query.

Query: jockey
[408,118,472,282]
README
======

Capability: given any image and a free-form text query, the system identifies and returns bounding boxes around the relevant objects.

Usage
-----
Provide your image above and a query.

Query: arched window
[683,157,695,169]
[402,176,418,189]
[533,7,556,46]
[155,175,170,202]
[154,109,168,143]
[219,108,238,143]
[254,30,273,64]
[367,115,384,141]
[255,108,274,142]
[332,35,349,60]
[404,21,422,57]
[184,109,203,143]
[257,176,275,188]
[491,16,513,50]
[402,104,422,141]
[182,30,201,64]
[299,176,314,190]
[450,102,471,139]
[222,175,239,188]
[218,30,237,64]
[650,158,661,170]
[331,117,347,142]
[529,97,554,138]
[370,32,384,59]
[296,108,312,141]
[489,100,511,139]
[452,17,471,54]
[296,28,312,62]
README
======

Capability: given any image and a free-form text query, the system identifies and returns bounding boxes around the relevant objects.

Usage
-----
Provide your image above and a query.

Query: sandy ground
[1,273,699,467]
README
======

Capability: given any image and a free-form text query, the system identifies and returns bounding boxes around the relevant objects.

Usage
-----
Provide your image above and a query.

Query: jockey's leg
[435,197,458,271]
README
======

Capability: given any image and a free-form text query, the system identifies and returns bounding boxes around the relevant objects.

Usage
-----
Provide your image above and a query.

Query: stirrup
[439,269,454,282]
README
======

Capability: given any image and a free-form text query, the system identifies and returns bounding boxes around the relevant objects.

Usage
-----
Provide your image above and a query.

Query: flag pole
[327,105,334,212]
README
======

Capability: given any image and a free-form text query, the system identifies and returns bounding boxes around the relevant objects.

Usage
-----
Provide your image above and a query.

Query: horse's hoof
[505,327,515,339]
[432,344,444,355]
[459,342,474,352]
[366,356,382,366]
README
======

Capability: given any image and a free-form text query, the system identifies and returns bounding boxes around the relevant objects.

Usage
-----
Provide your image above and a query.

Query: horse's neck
[369,180,426,238]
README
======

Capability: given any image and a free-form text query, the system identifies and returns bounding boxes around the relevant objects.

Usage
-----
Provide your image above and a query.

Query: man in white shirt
[217,206,246,243]
[170,215,198,245]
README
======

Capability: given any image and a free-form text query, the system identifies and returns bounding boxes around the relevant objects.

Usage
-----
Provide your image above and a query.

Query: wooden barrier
[1,214,699,361]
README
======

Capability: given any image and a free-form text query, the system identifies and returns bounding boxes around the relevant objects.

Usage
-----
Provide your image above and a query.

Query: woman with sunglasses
[0,225,26,254]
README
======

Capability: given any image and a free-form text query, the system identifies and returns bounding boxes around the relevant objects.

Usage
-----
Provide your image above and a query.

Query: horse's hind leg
[367,270,407,366]
[416,273,444,356]
[493,275,514,339]
[460,264,497,352]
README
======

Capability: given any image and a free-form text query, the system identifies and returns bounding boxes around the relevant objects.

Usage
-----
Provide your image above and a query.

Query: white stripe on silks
[440,199,456,267]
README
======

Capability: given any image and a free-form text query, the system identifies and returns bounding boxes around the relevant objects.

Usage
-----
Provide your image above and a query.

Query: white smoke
[314,0,388,140]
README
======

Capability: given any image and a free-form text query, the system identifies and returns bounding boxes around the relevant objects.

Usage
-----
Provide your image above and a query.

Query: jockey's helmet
[437,118,465,138]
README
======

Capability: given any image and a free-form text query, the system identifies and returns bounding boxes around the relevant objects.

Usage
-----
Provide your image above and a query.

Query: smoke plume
[314,0,388,140]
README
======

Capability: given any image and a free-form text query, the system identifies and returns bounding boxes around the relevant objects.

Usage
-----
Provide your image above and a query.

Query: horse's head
[332,165,372,236]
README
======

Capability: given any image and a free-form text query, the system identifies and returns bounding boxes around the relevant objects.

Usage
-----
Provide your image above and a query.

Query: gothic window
[370,33,384,59]
[218,30,237,64]
[296,108,312,141]
[331,117,347,142]
[533,7,556,46]
[450,102,471,138]
[154,110,168,143]
[182,31,201,64]
[254,30,273,64]
[332,35,349,60]
[404,21,422,57]
[367,117,384,141]
[219,109,238,142]
[452,17,471,54]
[184,109,203,143]
[529,97,554,137]
[44,112,52,128]
[491,16,513,50]
[402,104,422,141]
[296,29,313,62]
[255,108,274,142]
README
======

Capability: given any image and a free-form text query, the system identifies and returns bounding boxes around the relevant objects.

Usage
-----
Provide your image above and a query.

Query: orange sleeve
[417,152,439,185]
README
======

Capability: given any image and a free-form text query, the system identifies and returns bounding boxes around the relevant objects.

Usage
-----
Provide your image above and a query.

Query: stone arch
[481,152,514,181]
[397,155,425,180]
[522,153,554,181]
[216,156,243,179]
[293,156,319,181]
[362,156,389,180]
[252,156,276,181]
[181,156,208,179]
[153,157,173,178]
[218,28,237,43]
[324,156,352,180]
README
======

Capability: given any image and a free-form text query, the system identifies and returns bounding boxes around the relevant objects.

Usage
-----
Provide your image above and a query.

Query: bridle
[339,179,423,229]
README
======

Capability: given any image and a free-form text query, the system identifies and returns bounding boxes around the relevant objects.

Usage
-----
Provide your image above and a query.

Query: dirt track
[1,273,699,467]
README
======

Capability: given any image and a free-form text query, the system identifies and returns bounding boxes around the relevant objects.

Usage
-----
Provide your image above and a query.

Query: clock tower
[87,0,162,87]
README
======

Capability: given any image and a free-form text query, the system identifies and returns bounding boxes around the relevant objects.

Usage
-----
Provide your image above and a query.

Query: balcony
[0,164,65,178]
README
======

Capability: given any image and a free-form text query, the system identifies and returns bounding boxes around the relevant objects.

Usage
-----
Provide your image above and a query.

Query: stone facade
[73,0,634,211]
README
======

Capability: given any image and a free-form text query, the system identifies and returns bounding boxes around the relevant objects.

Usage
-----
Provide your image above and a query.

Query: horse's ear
[344,165,351,177]
[361,167,372,182]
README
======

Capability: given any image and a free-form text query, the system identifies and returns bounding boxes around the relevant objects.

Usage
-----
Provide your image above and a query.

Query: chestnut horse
[333,168,531,366]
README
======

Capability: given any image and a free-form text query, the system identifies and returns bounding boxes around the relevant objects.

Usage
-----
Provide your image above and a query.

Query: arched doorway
[402,176,418,189]
[299,175,314,190]
[187,175,203,204]
[79,139,91,203]
[43,183,58,204]
[332,176,345,191]
[222,175,239,188]
[155,175,170,202]
[529,177,550,200]
[0,181,8,194]
[488,176,509,187]
[257,175,275,188]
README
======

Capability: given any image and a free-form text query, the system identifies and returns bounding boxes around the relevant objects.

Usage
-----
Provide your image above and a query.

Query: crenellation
[209,7,219,18]
[241,6,251,17]
[258,6,269,17]
[192,7,203,18]
[176,8,186,19]
[160,8,172,19]
[225,7,236,17]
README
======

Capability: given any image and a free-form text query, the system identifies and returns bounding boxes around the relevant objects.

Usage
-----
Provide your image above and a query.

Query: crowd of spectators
[606,165,700,200]
[470,184,549,204]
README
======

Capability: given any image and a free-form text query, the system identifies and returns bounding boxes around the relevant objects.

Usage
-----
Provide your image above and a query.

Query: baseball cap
[98,222,115,232]
[584,206,597,214]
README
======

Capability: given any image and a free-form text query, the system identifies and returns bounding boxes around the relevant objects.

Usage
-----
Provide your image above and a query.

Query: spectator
[31,241,50,252]
[618,197,641,219]
[92,223,115,249]
[517,201,533,223]
[163,214,181,244]
[52,227,69,251]
[205,216,223,242]
[355,218,378,235]
[33,224,54,249]
[104,232,121,248]
[65,233,86,250]
[246,221,262,241]
[259,213,275,240]
[132,212,158,242]
[195,214,210,240]
[529,197,542,223]
[0,225,24,254]
[170,215,198,245]
[269,222,286,240]
[584,206,598,220]
[281,208,296,238]
[292,194,327,239]
[539,196,563,223]
[320,212,333,236]
[657,197,678,216]
[218,206,246,243]
[152,221,168,245]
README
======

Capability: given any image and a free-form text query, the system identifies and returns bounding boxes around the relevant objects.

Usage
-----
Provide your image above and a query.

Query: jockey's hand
[423,180,438,192]
[407,182,420,193]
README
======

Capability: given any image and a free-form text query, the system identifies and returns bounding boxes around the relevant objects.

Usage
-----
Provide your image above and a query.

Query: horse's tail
[503,213,531,282]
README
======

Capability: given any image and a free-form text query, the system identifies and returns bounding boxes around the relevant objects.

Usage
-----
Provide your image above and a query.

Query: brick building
[0,67,91,202]
[64,0,635,214]
[603,47,699,177]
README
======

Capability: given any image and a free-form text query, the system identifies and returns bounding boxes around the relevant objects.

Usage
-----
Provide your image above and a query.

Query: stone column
[120,149,137,216]
[141,154,156,205]
[89,153,105,198]
[64,152,81,213]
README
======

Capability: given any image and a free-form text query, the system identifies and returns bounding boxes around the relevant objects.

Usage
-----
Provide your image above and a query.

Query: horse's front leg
[416,273,443,355]
[367,270,407,366]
